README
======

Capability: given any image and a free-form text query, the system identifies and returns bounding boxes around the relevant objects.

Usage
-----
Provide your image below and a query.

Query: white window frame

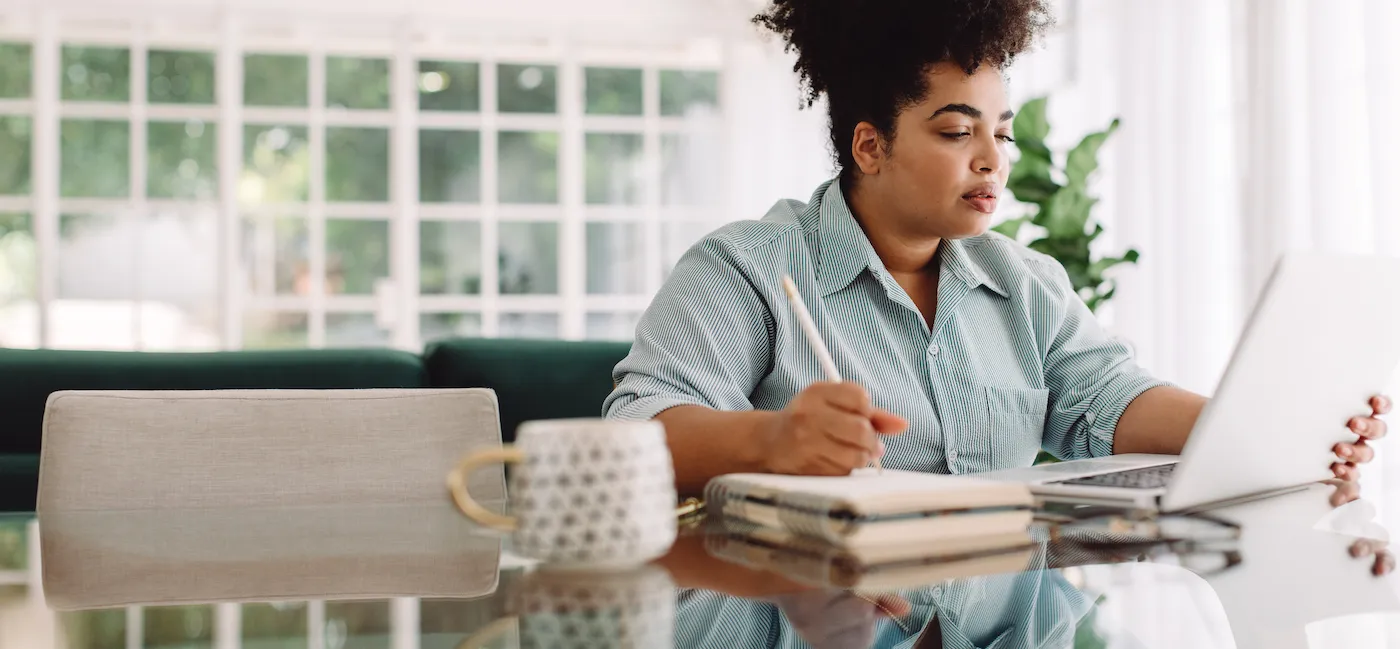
[0,10,730,352]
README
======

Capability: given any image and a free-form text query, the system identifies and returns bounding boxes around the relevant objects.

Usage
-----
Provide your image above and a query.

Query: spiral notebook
[704,468,1034,549]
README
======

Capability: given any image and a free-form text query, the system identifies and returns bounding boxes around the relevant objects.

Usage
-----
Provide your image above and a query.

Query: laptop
[982,252,1400,513]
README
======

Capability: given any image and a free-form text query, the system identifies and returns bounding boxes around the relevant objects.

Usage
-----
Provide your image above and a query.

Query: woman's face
[852,61,1015,240]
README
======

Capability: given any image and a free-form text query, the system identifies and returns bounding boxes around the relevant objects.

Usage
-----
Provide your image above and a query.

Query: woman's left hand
[1332,395,1391,482]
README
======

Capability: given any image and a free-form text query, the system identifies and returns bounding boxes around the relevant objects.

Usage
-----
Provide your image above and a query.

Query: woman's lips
[962,195,998,214]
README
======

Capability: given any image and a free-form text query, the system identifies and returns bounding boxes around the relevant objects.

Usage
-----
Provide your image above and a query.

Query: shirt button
[931,586,944,598]
[1085,412,1097,426]
[947,449,959,462]
[929,344,940,356]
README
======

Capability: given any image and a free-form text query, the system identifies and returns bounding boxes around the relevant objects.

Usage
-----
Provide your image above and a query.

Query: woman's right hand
[760,381,909,476]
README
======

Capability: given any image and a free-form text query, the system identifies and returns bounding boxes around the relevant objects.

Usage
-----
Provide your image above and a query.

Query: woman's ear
[850,122,885,176]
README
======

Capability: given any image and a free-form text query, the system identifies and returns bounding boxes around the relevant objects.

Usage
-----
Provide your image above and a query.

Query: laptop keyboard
[1054,463,1177,489]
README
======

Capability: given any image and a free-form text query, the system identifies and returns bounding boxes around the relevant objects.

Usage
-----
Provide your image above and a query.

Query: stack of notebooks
[702,468,1038,589]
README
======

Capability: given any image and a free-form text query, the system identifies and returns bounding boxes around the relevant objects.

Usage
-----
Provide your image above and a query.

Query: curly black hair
[754,0,1053,184]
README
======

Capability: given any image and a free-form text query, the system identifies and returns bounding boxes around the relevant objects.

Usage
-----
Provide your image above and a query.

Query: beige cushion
[37,388,505,511]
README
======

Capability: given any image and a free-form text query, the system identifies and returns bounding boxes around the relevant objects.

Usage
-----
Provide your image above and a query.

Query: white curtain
[1065,1,1400,643]
[1235,0,1400,515]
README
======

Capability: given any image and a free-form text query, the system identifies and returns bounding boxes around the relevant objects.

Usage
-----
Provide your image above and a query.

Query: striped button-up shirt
[605,178,1169,471]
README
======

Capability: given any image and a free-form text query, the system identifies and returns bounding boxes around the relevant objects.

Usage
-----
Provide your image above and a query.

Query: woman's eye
[997,134,1017,143]
[942,132,972,140]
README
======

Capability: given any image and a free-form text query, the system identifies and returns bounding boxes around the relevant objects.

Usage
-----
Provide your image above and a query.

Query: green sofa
[0,338,631,512]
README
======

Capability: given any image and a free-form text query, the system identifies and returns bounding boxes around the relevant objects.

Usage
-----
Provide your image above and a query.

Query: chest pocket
[983,385,1050,470]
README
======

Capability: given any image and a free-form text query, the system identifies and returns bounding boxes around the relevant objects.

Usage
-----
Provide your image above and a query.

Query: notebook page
[720,468,992,499]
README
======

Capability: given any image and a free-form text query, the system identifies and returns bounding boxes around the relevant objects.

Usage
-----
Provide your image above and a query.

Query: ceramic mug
[448,418,678,566]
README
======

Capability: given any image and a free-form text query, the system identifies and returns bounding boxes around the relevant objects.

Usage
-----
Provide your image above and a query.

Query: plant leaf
[1007,155,1059,205]
[1014,97,1052,162]
[1086,248,1141,278]
[1065,118,1119,188]
[1038,186,1093,239]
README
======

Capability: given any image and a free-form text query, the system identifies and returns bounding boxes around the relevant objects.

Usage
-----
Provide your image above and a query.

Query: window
[0,21,727,350]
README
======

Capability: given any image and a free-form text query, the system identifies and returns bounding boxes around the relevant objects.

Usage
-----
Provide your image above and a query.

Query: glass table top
[2,483,1398,649]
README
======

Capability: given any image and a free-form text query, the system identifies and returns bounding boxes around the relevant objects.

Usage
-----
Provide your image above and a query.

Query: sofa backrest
[423,338,632,443]
[0,348,429,455]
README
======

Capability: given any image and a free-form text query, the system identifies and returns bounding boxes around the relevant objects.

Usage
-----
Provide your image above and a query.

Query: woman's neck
[845,178,942,276]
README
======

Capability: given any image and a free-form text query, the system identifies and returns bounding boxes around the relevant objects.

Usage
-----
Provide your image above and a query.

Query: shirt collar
[815,180,887,297]
[814,179,1009,299]
[940,235,1010,298]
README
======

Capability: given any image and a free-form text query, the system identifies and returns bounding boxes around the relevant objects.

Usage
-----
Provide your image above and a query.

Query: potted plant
[992,97,1138,313]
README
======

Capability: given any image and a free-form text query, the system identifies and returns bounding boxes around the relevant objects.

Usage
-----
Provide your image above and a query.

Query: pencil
[780,275,883,473]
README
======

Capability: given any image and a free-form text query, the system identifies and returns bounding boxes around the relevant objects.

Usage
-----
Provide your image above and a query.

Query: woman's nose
[973,137,1004,173]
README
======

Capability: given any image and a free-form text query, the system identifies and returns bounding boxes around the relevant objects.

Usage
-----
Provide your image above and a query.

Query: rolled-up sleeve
[603,235,775,421]
[1035,260,1173,460]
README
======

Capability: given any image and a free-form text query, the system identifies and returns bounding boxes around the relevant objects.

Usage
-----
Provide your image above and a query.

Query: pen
[780,275,882,473]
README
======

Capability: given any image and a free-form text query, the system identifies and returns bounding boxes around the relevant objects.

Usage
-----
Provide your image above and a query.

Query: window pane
[148,49,214,104]
[421,312,481,342]
[420,221,480,295]
[419,129,480,202]
[139,209,220,350]
[148,120,217,199]
[662,221,714,278]
[61,119,129,198]
[244,311,307,349]
[244,54,308,107]
[0,116,31,195]
[57,211,133,344]
[585,133,643,205]
[660,69,718,116]
[499,313,558,339]
[61,46,129,101]
[241,214,308,296]
[586,222,643,294]
[242,602,307,649]
[418,60,479,112]
[325,601,391,649]
[0,42,31,98]
[144,605,213,649]
[59,610,126,649]
[499,221,557,295]
[661,132,722,206]
[585,67,642,115]
[243,124,309,203]
[327,56,389,110]
[0,213,36,348]
[58,212,132,302]
[498,63,556,114]
[327,313,388,347]
[498,131,557,204]
[326,127,389,202]
[586,312,640,341]
[326,219,388,295]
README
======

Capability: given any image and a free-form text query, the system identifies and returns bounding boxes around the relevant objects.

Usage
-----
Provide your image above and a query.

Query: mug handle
[447,446,525,531]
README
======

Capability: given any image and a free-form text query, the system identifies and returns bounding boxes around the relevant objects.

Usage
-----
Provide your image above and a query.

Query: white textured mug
[448,419,678,566]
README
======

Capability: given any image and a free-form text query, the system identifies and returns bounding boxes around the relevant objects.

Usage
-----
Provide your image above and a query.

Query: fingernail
[1342,446,1353,458]
[1355,419,1368,432]
[876,440,886,458]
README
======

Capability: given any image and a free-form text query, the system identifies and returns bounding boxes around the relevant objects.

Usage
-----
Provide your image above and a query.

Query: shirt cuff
[606,394,713,422]
[1085,375,1176,458]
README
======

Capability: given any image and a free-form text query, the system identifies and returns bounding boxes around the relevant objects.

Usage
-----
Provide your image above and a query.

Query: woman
[603,0,1387,494]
